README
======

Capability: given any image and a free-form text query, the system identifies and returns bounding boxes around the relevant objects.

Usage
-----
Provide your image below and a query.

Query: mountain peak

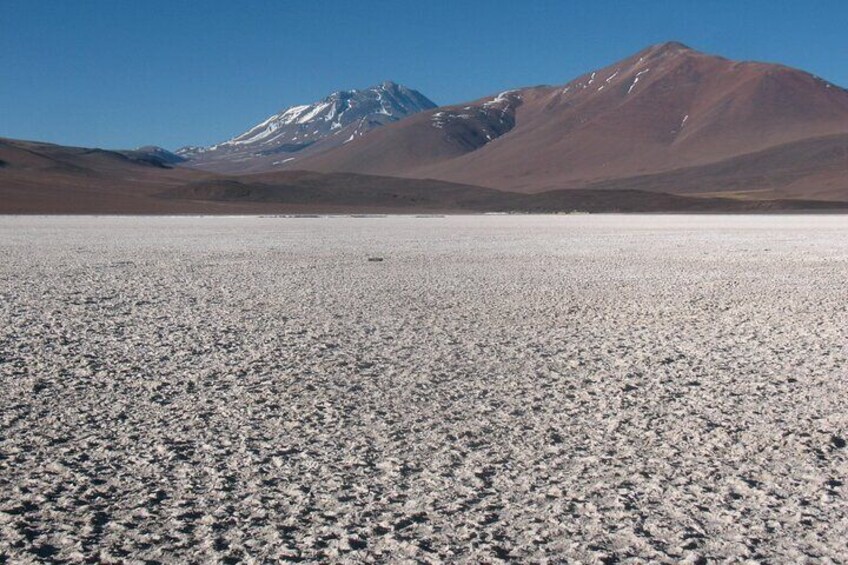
[176,82,436,171]
[638,41,697,61]
[654,40,693,52]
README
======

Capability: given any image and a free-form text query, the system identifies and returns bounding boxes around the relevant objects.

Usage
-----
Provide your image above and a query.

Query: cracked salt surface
[1,215,847,562]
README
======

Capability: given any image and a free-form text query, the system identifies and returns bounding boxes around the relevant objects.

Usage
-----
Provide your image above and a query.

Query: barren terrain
[1,215,846,562]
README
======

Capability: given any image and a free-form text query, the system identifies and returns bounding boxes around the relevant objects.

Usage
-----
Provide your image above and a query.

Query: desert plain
[0,214,846,563]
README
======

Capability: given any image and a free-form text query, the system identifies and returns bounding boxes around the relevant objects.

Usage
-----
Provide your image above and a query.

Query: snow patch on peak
[627,68,651,95]
[484,90,521,107]
[430,91,521,145]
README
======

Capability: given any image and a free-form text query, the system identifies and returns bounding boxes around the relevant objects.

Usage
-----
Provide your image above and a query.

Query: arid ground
[1,215,846,563]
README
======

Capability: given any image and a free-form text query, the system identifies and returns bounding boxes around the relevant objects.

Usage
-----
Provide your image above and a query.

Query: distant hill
[121,146,187,167]
[0,137,213,214]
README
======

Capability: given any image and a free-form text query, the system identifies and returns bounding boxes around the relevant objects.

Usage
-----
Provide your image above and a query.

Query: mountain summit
[177,82,436,173]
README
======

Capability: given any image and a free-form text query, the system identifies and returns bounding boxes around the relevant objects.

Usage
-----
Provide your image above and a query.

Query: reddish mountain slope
[290,42,848,200]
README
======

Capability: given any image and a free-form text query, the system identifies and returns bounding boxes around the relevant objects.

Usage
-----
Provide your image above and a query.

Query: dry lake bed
[1,215,847,563]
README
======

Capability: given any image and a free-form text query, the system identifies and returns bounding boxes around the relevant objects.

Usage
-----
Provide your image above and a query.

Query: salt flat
[1,215,846,563]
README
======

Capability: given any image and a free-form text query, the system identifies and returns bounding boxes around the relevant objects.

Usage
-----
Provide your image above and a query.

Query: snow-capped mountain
[177,81,436,173]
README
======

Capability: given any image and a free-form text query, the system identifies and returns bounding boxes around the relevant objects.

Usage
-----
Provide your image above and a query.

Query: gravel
[1,214,847,563]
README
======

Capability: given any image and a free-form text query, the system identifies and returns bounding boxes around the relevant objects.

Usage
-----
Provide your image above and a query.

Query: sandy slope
[1,215,846,562]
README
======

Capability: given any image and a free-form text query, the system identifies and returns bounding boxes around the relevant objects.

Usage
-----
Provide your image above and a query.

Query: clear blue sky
[2,0,846,151]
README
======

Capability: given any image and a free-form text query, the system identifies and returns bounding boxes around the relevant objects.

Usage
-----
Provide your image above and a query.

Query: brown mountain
[286,42,848,201]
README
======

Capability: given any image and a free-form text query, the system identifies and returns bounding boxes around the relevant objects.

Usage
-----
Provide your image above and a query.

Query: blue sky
[2,0,847,150]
